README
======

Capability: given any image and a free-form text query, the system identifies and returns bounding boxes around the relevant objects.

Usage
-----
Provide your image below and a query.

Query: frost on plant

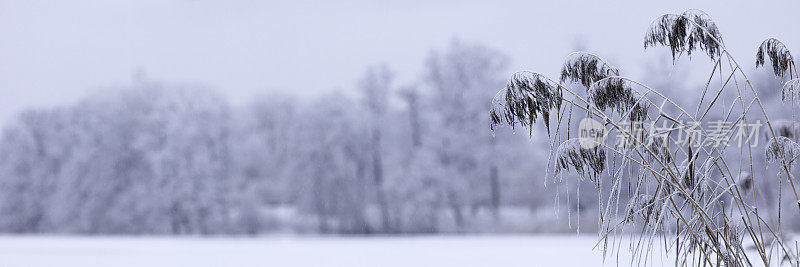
[781,78,800,103]
[559,52,619,89]
[756,38,796,79]
[588,77,650,122]
[765,136,800,171]
[490,71,562,134]
[554,139,606,180]
[644,9,723,61]
[490,9,800,267]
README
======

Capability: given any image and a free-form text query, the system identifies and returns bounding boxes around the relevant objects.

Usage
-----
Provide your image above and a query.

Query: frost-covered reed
[490,9,800,266]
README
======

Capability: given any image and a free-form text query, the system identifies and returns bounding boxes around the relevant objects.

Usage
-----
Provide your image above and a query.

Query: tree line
[0,40,555,235]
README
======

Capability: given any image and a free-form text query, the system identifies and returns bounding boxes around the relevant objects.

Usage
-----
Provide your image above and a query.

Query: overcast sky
[0,0,797,125]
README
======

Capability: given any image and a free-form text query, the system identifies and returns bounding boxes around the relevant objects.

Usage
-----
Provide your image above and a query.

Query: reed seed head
[559,52,620,90]
[554,139,606,179]
[756,38,795,79]
[644,9,723,61]
[490,72,562,135]
[588,77,650,122]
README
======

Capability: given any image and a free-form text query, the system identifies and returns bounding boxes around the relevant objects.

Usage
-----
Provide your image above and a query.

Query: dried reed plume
[644,9,723,61]
[490,71,562,134]
[554,139,606,180]
[560,52,620,89]
[756,38,796,79]
[766,136,800,171]
[588,77,650,122]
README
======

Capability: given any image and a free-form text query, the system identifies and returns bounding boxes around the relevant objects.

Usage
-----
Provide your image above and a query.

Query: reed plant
[491,9,800,266]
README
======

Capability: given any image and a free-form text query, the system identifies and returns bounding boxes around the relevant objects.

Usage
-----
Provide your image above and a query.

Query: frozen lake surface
[0,235,678,267]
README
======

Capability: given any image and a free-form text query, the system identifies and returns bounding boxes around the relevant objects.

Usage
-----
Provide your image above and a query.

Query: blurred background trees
[2,39,775,235]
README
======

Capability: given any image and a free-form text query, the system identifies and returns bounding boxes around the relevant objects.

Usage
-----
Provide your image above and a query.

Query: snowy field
[0,235,680,267]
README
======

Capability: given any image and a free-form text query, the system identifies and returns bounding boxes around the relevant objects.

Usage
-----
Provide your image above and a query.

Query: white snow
[0,235,676,267]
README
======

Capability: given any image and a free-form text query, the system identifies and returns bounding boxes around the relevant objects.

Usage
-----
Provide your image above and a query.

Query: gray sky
[0,0,797,125]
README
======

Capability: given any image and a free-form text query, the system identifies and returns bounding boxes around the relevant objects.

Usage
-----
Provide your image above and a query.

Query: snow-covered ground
[0,235,678,267]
